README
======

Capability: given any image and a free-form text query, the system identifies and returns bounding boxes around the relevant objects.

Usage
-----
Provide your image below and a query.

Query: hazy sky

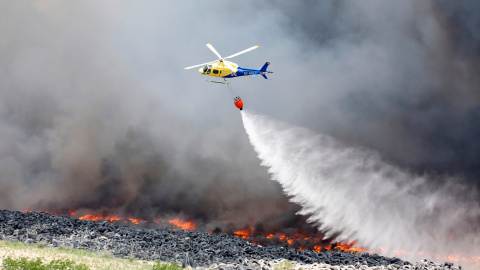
[119,0,480,177]
[0,0,479,246]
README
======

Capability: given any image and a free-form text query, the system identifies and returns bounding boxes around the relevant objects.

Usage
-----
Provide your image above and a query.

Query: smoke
[242,110,480,265]
[254,1,480,181]
[0,1,303,233]
[1,0,480,265]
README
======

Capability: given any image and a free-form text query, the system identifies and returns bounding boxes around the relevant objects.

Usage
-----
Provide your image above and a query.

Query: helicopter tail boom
[252,62,273,79]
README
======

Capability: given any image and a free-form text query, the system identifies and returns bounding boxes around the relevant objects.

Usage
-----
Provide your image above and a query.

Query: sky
[0,0,480,260]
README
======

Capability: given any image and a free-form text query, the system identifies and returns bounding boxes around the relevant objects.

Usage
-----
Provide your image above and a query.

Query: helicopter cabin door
[211,68,220,77]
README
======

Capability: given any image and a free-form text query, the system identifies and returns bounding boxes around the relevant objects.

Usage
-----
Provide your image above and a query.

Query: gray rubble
[0,210,459,269]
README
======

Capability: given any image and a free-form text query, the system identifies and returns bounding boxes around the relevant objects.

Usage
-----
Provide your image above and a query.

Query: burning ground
[19,209,353,254]
[0,209,424,269]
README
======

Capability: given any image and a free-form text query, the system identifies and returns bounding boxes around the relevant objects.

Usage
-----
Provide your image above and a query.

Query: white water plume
[241,110,480,267]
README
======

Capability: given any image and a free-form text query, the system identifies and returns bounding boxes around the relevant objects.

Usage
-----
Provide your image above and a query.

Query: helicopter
[184,43,273,84]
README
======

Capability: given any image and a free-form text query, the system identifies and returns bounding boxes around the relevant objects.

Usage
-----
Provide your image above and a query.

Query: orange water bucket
[233,97,243,110]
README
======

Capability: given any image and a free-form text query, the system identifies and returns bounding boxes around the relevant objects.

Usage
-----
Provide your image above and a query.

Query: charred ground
[0,209,411,269]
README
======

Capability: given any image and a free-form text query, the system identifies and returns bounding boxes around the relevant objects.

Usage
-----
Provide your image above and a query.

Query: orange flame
[234,228,254,239]
[167,219,196,230]
[17,209,480,267]
[128,218,147,224]
[232,227,368,253]
[78,214,122,223]
[333,241,367,252]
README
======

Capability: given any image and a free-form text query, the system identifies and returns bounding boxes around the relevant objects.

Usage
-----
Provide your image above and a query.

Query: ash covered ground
[0,210,460,270]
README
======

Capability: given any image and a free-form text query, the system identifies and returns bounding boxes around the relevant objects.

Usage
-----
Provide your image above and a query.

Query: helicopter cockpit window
[203,66,208,73]
[207,69,211,74]
[212,69,218,74]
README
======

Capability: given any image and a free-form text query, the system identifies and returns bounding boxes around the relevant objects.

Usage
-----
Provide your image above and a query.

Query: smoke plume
[1,0,480,266]
[0,0,305,234]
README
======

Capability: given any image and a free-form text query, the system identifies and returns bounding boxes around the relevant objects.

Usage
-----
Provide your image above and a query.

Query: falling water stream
[241,110,480,269]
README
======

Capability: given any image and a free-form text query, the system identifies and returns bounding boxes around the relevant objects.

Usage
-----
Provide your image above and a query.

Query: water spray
[240,110,480,268]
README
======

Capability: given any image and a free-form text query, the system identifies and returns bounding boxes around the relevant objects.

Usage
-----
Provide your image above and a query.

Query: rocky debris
[0,210,457,269]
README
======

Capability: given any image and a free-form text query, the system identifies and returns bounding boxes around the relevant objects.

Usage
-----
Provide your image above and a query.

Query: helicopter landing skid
[206,78,229,84]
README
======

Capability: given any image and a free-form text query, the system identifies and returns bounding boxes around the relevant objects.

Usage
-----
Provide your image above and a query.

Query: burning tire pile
[0,210,457,269]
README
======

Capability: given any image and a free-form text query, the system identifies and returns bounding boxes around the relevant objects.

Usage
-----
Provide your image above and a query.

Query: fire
[16,209,480,267]
[128,218,147,225]
[233,228,365,253]
[234,228,254,239]
[72,213,194,229]
[167,219,196,230]
[331,241,367,252]
[78,214,122,223]
[77,214,148,225]
[278,234,302,245]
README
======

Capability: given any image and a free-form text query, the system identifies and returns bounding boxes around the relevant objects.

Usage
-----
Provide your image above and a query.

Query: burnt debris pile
[0,210,420,269]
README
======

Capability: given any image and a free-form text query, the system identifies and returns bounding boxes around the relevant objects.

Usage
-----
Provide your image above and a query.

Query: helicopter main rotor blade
[206,43,223,59]
[224,45,259,59]
[223,61,237,72]
[184,60,217,70]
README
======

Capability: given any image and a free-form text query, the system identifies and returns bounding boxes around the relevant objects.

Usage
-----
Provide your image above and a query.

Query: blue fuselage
[223,67,261,78]
[199,61,272,80]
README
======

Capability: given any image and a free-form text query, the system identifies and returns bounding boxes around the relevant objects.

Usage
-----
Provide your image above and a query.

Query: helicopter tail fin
[260,62,270,73]
[253,62,272,79]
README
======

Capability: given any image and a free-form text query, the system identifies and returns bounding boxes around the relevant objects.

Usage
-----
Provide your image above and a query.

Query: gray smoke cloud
[254,1,480,179]
[0,0,297,232]
[1,0,480,264]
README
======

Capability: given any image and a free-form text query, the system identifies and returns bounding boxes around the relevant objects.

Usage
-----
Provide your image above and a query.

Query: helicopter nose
[198,67,203,74]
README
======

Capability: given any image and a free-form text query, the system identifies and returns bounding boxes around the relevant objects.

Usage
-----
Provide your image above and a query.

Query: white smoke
[241,110,480,268]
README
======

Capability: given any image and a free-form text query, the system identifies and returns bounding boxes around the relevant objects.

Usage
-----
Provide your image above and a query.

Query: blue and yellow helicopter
[184,43,273,84]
